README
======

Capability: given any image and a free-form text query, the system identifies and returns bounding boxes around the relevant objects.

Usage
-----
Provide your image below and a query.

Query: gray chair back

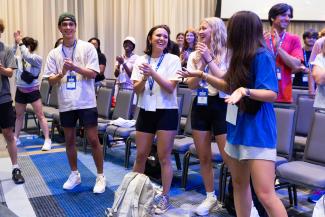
[48,85,59,108]
[296,94,315,136]
[177,87,192,117]
[292,88,308,104]
[97,87,113,119]
[39,79,50,105]
[304,109,325,166]
[176,95,184,134]
[101,79,116,96]
[112,90,134,120]
[183,96,195,136]
[274,104,297,161]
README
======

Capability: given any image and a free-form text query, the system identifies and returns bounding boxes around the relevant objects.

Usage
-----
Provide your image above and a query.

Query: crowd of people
[0,2,324,216]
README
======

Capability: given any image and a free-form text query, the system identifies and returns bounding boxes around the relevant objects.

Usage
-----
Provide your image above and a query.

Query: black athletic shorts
[0,101,15,129]
[191,95,227,136]
[59,107,98,128]
[15,88,41,104]
[136,108,178,134]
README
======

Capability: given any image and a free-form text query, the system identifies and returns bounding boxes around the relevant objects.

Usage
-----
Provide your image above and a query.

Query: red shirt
[265,32,303,103]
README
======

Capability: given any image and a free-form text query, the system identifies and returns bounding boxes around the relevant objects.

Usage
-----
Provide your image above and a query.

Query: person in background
[43,12,106,194]
[131,24,181,214]
[0,19,25,184]
[88,37,107,84]
[13,31,52,151]
[180,28,198,67]
[292,29,318,87]
[265,3,303,103]
[306,38,325,203]
[177,17,229,216]
[114,36,138,91]
[308,31,325,95]
[176,32,185,54]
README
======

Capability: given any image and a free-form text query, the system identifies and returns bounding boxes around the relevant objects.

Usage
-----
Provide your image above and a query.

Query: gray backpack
[106,172,155,217]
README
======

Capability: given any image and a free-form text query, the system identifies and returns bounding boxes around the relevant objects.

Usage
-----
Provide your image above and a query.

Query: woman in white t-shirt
[131,24,181,215]
[177,17,229,216]
[311,41,325,109]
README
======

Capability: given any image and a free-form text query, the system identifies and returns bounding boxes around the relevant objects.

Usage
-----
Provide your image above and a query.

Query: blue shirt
[227,48,278,149]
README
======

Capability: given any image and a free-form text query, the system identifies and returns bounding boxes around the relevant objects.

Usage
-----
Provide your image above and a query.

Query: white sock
[12,164,19,170]
[72,170,79,175]
[97,173,104,177]
[206,191,216,199]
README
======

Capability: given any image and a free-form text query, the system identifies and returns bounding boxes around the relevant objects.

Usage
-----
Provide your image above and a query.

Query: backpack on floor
[105,172,155,217]
[312,195,325,217]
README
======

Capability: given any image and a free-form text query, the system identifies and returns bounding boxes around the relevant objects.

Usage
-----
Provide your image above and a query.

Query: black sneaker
[12,168,25,184]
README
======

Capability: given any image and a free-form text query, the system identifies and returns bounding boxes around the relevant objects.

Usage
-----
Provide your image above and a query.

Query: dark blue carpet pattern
[29,152,114,217]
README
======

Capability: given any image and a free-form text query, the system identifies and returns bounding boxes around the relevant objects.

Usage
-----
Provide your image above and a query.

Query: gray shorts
[225,142,276,162]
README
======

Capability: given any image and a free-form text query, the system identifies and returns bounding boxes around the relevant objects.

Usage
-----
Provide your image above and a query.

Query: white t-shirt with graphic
[131,53,181,111]
[43,40,99,112]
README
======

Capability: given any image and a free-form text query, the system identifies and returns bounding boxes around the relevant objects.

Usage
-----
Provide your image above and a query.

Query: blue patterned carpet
[0,134,316,217]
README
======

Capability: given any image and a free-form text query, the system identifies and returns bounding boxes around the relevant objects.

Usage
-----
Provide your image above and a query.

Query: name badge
[302,74,308,82]
[197,88,208,106]
[276,67,281,80]
[66,75,76,90]
[226,103,238,126]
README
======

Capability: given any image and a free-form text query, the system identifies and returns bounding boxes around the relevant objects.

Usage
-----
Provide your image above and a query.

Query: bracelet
[245,88,251,97]
[199,71,204,78]
[202,73,208,81]
[206,58,213,64]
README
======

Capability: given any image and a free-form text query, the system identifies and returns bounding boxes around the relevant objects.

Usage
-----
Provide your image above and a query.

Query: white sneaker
[41,139,52,151]
[195,196,218,216]
[15,137,21,146]
[63,172,81,190]
[93,175,106,194]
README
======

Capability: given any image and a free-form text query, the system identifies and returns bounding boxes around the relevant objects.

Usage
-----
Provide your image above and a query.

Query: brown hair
[144,25,171,55]
[0,19,4,33]
[224,11,265,113]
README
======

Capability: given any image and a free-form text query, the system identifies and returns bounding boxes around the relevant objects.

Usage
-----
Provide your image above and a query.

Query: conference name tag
[66,75,76,90]
[226,103,238,126]
[197,88,208,106]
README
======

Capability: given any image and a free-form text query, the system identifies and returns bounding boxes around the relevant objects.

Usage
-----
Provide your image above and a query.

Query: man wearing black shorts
[43,13,105,193]
[0,19,24,184]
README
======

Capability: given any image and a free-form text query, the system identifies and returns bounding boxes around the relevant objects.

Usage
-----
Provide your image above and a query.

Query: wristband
[206,58,213,64]
[245,88,251,97]
[19,43,24,46]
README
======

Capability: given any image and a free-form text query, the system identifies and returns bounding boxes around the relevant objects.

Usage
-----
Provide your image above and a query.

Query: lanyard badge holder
[62,40,77,90]
[147,54,165,96]
[270,33,286,81]
[66,74,76,90]
[196,66,209,106]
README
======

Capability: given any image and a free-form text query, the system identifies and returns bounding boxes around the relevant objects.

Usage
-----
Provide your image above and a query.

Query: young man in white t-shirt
[43,13,106,194]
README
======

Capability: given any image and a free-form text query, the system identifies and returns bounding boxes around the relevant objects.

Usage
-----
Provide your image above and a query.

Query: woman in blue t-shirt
[179,11,287,217]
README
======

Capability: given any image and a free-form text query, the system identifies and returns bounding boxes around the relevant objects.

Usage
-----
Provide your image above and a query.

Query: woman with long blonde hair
[178,17,229,216]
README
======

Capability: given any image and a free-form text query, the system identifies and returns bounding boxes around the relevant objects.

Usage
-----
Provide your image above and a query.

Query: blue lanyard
[269,32,286,58]
[62,40,77,61]
[199,65,209,87]
[147,53,165,93]
[303,49,310,68]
